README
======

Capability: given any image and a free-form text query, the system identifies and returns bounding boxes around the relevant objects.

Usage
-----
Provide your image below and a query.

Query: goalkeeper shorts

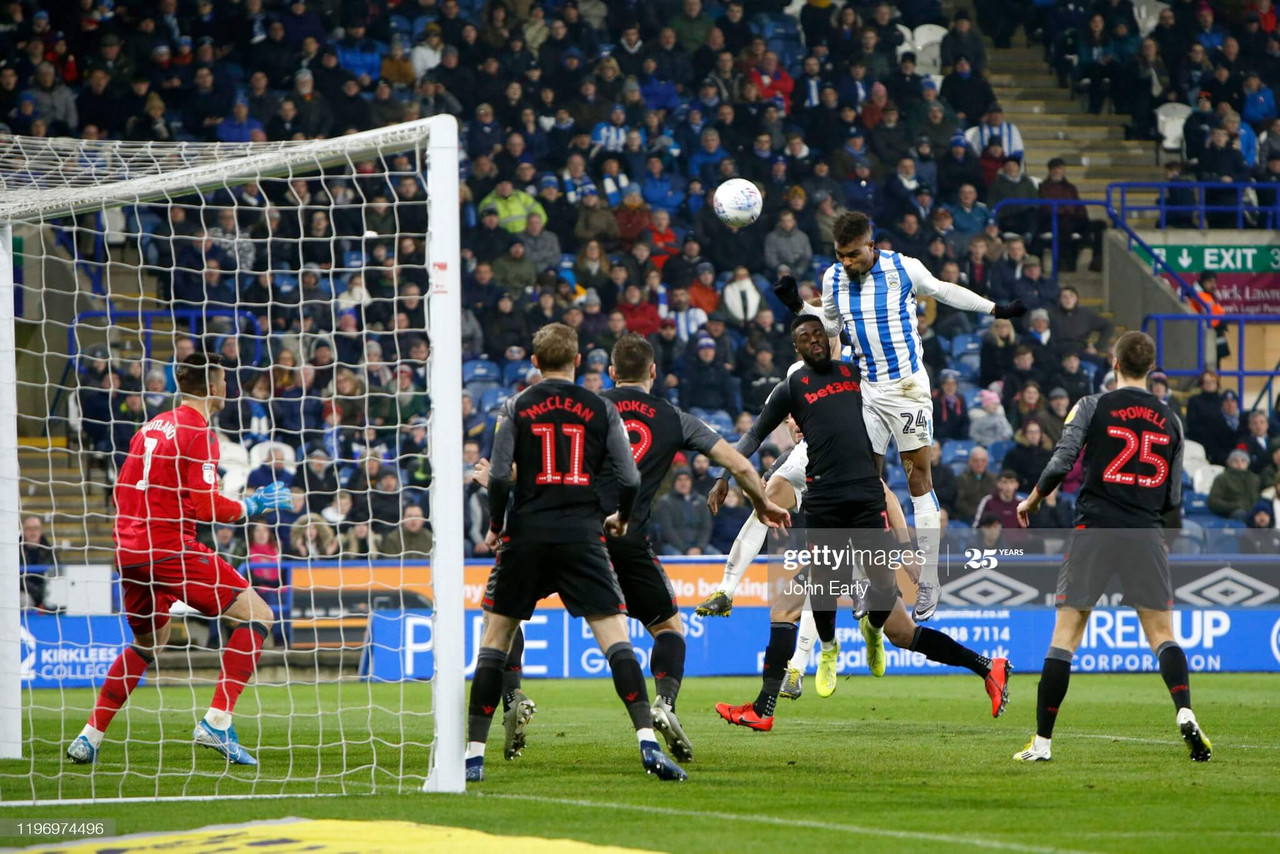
[118,542,249,636]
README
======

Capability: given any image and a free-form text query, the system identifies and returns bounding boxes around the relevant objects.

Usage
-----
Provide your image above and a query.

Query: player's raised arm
[903,255,1026,320]
[776,269,841,338]
[708,379,791,513]
[602,398,642,536]
[1018,394,1098,526]
[486,398,518,537]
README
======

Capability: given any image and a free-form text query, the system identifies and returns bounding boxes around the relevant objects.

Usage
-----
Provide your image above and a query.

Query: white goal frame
[0,115,465,796]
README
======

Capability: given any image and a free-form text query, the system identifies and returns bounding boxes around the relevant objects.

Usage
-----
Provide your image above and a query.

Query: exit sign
[1135,244,1280,273]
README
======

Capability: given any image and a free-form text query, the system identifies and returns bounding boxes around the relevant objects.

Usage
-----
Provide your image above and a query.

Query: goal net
[0,115,465,803]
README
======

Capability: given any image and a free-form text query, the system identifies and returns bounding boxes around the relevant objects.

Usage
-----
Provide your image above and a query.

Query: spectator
[930,440,959,513]
[289,513,339,559]
[979,317,1019,388]
[940,56,995,126]
[763,210,813,277]
[126,91,175,141]
[1185,369,1224,449]
[721,266,762,327]
[954,445,999,523]
[987,157,1037,237]
[739,342,784,414]
[1002,344,1046,407]
[380,505,434,557]
[1051,349,1093,404]
[1203,389,1247,466]
[493,241,538,297]
[1208,450,1262,520]
[688,262,722,315]
[21,515,55,569]
[938,133,986,204]
[970,388,1014,445]
[1005,419,1054,493]
[520,213,562,275]
[1038,158,1105,272]
[680,336,738,414]
[965,103,1024,161]
[973,469,1023,533]
[947,183,990,236]
[653,468,713,555]
[1242,501,1280,554]
[940,11,987,73]
[709,485,753,553]
[573,188,621,249]
[1008,381,1047,433]
[217,96,264,143]
[933,369,970,441]
[1048,286,1112,354]
[1238,411,1272,474]
[617,283,660,336]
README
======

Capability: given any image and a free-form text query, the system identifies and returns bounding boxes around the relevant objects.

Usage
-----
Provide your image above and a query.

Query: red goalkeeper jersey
[113,405,244,566]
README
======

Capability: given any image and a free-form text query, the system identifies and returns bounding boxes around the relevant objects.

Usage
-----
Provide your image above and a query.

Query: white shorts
[768,441,808,512]
[862,368,933,455]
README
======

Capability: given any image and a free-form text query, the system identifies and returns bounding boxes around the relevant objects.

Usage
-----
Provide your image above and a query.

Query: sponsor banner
[20,614,136,689]
[360,607,1280,682]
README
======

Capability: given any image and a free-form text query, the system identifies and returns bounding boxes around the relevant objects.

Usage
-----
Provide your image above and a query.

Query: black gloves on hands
[993,299,1028,320]
[773,274,803,314]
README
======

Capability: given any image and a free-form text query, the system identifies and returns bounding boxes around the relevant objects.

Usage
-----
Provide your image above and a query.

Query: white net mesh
[0,118,463,801]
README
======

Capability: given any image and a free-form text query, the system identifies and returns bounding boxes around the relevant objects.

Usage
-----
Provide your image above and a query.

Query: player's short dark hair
[175,353,224,397]
[790,313,825,334]
[532,322,579,372]
[611,334,654,382]
[832,211,872,246]
[1113,331,1156,380]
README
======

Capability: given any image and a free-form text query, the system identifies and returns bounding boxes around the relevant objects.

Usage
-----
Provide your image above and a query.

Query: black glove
[992,299,1028,320]
[773,274,803,314]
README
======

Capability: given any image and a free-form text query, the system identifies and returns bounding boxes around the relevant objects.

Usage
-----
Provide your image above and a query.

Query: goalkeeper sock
[502,626,525,712]
[210,621,268,718]
[788,610,817,671]
[754,622,798,718]
[650,630,685,712]
[1156,641,1191,711]
[88,645,152,733]
[605,642,653,733]
[911,491,942,587]
[909,626,992,677]
[1037,647,1074,739]
[721,512,769,597]
[467,646,507,750]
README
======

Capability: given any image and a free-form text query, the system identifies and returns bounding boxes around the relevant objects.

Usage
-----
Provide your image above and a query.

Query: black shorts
[607,534,679,628]
[483,538,626,621]
[795,495,899,612]
[1057,527,1173,611]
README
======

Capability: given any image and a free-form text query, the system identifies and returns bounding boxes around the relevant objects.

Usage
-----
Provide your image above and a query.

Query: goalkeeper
[66,354,293,767]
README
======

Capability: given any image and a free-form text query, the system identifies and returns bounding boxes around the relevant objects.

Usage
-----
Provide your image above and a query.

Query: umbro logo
[941,567,1040,606]
[1175,567,1279,606]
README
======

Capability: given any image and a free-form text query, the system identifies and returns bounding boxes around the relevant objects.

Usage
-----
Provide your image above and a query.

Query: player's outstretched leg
[195,615,270,766]
[68,641,156,764]
[874,604,1011,717]
[812,610,840,698]
[1015,645,1071,762]
[649,625,692,761]
[696,511,768,617]
[910,491,942,622]
[502,625,536,760]
[717,621,797,731]
[781,609,817,699]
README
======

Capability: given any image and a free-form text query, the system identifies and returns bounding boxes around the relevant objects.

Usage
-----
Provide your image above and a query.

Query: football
[713,178,763,227]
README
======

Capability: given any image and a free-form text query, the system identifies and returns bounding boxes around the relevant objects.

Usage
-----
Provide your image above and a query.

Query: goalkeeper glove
[993,299,1029,320]
[773,274,803,314]
[243,482,292,518]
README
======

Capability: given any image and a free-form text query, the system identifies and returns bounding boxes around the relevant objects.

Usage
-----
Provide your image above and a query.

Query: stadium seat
[956,352,981,379]
[502,359,533,386]
[1079,360,1099,385]
[964,387,984,409]
[941,439,976,465]
[1183,491,1209,514]
[912,23,948,48]
[1184,439,1208,465]
[916,41,942,75]
[248,440,299,475]
[1191,463,1223,496]
[1205,529,1240,554]
[886,465,908,488]
[986,440,1013,467]
[702,410,737,437]
[462,359,502,384]
[1156,103,1193,158]
[479,386,510,413]
[465,379,501,399]
[950,334,980,357]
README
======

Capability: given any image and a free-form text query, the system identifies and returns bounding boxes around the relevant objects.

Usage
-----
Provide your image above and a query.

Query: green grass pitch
[2,674,1278,852]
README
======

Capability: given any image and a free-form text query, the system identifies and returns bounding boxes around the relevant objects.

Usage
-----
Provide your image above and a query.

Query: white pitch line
[1074,733,1279,750]
[482,793,1106,854]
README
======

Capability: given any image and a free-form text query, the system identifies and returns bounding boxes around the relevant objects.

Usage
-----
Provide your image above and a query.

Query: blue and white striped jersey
[802,250,995,384]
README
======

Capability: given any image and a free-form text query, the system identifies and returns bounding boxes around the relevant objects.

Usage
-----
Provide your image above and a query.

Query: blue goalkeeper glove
[242,482,292,518]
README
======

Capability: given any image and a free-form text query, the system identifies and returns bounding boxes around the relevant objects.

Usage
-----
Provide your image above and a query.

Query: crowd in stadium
[9,0,1280,588]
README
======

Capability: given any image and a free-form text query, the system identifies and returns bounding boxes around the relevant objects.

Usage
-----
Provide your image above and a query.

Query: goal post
[0,114,465,798]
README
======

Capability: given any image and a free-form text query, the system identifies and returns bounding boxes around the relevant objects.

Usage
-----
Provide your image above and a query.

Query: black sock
[1156,641,1191,710]
[868,610,891,630]
[467,646,507,745]
[754,622,798,718]
[909,626,992,677]
[502,626,525,712]
[1037,647,1073,739]
[605,642,652,732]
[812,610,836,643]
[650,630,686,712]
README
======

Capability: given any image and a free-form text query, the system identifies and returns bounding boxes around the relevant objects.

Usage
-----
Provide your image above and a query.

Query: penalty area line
[482,793,1105,854]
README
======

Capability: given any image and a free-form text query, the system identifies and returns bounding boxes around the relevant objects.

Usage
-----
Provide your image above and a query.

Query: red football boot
[985,658,1012,718]
[715,701,774,731]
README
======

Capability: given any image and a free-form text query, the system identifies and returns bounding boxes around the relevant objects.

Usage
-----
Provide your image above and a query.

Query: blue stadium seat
[1183,491,1209,513]
[964,387,984,409]
[1186,513,1245,530]
[885,466,908,488]
[1080,360,1099,385]
[479,386,510,413]
[956,352,981,379]
[941,439,976,465]
[465,380,501,399]
[986,440,1013,467]
[342,250,363,270]
[462,359,502,384]
[1206,529,1240,553]
[702,410,737,436]
[559,253,576,269]
[951,334,981,357]
[949,461,968,477]
[503,359,533,386]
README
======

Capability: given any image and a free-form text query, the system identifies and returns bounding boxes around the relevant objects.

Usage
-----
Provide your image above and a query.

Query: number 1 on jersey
[531,423,591,486]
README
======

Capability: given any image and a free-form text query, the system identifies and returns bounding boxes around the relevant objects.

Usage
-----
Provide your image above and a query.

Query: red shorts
[118,541,247,636]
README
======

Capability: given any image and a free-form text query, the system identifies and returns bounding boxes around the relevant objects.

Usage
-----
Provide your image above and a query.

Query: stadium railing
[1108,181,1280,231]
[1142,312,1280,405]
[989,196,1211,312]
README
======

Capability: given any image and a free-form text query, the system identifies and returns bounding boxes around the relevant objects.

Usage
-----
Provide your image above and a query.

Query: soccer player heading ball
[67,354,294,767]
